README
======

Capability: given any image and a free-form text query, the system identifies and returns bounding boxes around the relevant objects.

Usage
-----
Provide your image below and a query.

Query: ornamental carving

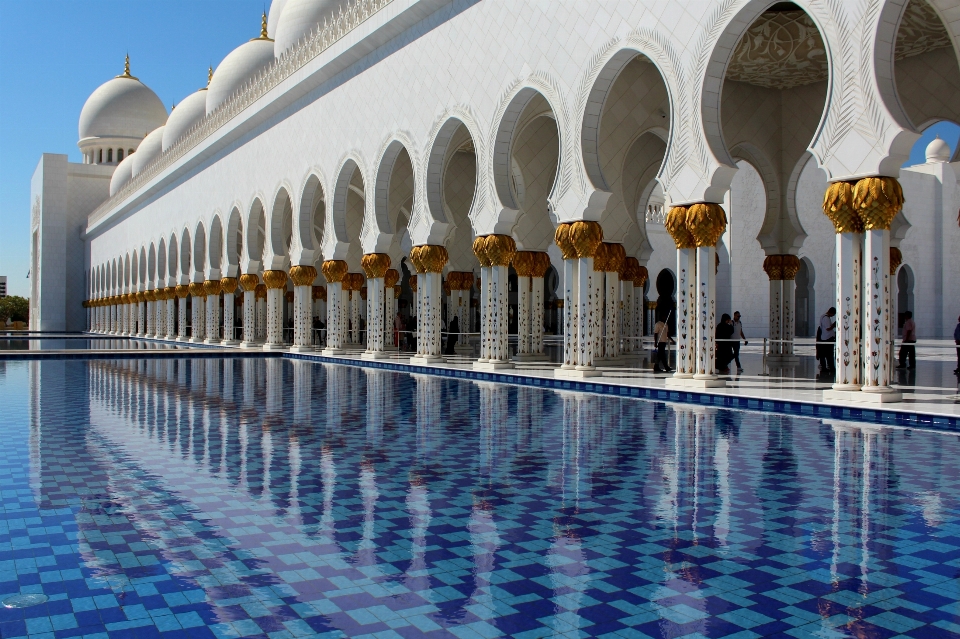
[895,0,952,60]
[384,269,400,288]
[483,235,516,267]
[781,255,801,281]
[263,270,289,290]
[554,223,576,259]
[203,280,222,296]
[321,260,348,283]
[312,285,327,301]
[220,277,238,294]
[634,265,649,288]
[472,236,491,267]
[394,285,402,298]
[290,265,318,286]
[685,203,727,247]
[889,246,903,275]
[604,243,625,273]
[408,275,418,293]
[853,176,903,231]
[255,284,267,299]
[569,221,602,259]
[512,251,537,277]
[417,245,449,273]
[665,206,695,249]
[822,181,861,233]
[532,253,551,278]
[188,282,205,297]
[763,255,783,280]
[175,285,189,298]
[239,274,259,291]
[409,246,425,273]
[361,253,391,278]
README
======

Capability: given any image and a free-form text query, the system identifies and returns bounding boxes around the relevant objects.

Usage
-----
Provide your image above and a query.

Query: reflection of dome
[79,57,166,142]
[131,126,165,176]
[109,154,135,196]
[162,87,208,151]
[274,0,345,57]
[267,0,290,38]
[925,135,951,162]
[207,15,275,114]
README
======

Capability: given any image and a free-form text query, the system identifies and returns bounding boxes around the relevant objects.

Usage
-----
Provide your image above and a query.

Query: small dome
[79,57,167,142]
[109,154,135,196]
[274,0,345,57]
[267,0,290,38]
[925,135,951,163]
[207,23,275,114]
[131,126,165,177]
[162,88,207,151]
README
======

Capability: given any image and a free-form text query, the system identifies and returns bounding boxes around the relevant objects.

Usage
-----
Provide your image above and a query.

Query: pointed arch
[224,206,243,277]
[294,171,326,265]
[192,221,207,280]
[208,213,223,277]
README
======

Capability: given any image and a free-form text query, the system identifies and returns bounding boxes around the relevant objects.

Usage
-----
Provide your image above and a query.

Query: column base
[188,337,205,344]
[289,345,316,353]
[554,367,601,378]
[361,350,391,360]
[513,353,550,362]
[221,339,241,347]
[666,377,727,389]
[321,348,346,356]
[263,343,288,351]
[412,355,446,365]
[473,360,515,370]
[203,338,222,345]
[822,388,902,404]
[240,340,263,349]
[175,336,190,343]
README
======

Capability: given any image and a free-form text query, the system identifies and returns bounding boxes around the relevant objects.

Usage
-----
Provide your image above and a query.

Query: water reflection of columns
[415,374,442,462]
[292,360,312,425]
[404,472,431,593]
[365,369,391,447]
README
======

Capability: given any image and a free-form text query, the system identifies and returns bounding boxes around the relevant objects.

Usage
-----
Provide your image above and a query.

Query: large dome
[162,88,207,152]
[267,0,290,38]
[109,154,135,196]
[78,59,167,142]
[131,126,165,177]
[274,0,345,57]
[207,17,276,114]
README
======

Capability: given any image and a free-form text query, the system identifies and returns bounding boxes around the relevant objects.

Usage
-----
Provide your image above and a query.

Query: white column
[593,267,603,360]
[490,264,509,363]
[204,294,220,344]
[137,300,146,337]
[479,267,491,361]
[165,294,176,339]
[769,279,783,357]
[862,228,897,397]
[363,277,387,358]
[177,295,188,340]
[323,282,345,354]
[517,275,530,355]
[190,293,205,343]
[577,257,596,371]
[222,292,238,345]
[833,232,862,391]
[604,271,619,359]
[350,290,360,345]
[673,248,696,378]
[531,275,544,355]
[146,298,155,338]
[561,259,576,369]
[241,290,257,347]
[265,288,285,349]
[782,277,795,357]
[621,281,633,354]
[693,245,719,382]
[292,285,314,352]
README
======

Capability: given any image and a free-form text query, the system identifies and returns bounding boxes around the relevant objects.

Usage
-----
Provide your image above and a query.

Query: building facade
[31,0,960,395]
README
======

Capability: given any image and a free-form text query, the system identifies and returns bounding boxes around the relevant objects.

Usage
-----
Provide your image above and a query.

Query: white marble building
[31,0,960,396]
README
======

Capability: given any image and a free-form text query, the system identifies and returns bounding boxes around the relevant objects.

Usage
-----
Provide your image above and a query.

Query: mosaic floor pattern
[1,358,959,638]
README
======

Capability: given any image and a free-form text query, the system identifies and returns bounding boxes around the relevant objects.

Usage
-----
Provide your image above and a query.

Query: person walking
[953,314,960,375]
[445,315,459,355]
[716,314,735,374]
[818,307,836,372]
[896,311,917,369]
[732,311,747,372]
[652,314,673,373]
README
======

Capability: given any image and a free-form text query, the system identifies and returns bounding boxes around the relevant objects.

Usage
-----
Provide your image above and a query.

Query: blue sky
[0,3,957,299]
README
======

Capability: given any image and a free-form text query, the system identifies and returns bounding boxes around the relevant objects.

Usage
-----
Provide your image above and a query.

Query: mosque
[30,0,960,403]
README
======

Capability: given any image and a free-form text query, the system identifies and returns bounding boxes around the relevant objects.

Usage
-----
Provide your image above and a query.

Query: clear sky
[0,2,957,299]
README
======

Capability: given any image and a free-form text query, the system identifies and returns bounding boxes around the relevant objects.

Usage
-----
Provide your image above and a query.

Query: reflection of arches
[795,257,815,337]
[897,265,915,336]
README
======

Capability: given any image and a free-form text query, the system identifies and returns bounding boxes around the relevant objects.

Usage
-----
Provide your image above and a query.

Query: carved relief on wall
[727,1,951,91]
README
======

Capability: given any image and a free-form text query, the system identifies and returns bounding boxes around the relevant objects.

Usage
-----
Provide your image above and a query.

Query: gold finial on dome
[251,11,273,41]
[207,66,213,86]
[116,54,138,80]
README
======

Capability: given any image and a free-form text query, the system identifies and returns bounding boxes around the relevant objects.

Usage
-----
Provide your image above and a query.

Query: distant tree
[0,296,30,323]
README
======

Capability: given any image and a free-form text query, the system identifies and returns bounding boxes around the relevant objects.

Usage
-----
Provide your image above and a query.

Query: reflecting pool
[1,358,959,638]
[0,337,188,351]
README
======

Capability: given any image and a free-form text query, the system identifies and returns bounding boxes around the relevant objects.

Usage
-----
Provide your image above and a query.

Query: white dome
[79,63,167,142]
[131,126,165,177]
[109,154,135,196]
[925,136,951,163]
[162,89,207,152]
[267,0,290,38]
[274,0,345,57]
[207,38,275,114]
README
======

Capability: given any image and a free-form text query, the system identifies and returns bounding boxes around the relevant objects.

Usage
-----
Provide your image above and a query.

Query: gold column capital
[685,203,727,247]
[569,221,602,258]
[665,206,696,248]
[263,270,288,290]
[361,253,391,278]
[321,260,348,283]
[289,265,318,287]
